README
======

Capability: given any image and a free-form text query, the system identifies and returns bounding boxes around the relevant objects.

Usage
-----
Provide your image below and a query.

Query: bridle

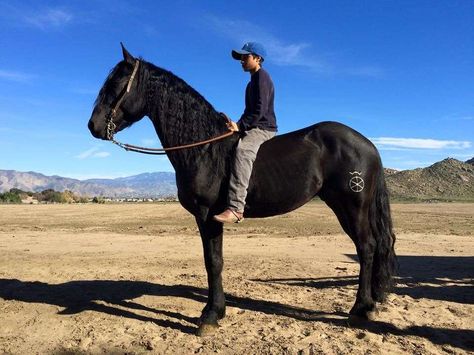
[105,59,234,155]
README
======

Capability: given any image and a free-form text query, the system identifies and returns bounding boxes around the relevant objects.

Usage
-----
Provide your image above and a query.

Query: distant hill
[0,170,176,198]
[2,156,474,200]
[386,158,474,201]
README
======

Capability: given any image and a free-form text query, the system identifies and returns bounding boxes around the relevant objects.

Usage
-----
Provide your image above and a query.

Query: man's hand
[227,120,239,132]
[220,112,239,132]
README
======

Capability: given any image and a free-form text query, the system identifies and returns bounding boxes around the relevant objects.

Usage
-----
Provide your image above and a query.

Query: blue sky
[0,0,473,179]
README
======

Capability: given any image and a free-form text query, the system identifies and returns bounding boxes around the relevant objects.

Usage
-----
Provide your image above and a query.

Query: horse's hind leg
[347,206,378,322]
[322,195,377,321]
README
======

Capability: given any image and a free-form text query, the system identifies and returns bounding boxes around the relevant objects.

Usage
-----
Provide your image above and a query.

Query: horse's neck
[143,63,229,170]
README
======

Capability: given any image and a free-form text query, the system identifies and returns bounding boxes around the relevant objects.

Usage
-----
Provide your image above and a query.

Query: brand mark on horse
[349,171,365,192]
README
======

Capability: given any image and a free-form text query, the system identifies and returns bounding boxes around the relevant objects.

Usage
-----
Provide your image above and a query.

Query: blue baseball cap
[232,42,266,61]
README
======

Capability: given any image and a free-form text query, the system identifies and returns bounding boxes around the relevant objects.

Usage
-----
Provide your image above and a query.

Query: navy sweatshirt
[237,68,277,132]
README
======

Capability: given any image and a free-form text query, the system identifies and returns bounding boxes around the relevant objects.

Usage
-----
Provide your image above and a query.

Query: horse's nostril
[88,119,103,139]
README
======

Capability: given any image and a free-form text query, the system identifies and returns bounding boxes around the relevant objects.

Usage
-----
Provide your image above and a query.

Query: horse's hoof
[196,323,219,337]
[347,314,370,327]
[367,308,379,321]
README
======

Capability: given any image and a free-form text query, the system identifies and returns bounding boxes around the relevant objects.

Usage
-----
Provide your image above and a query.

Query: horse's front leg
[195,217,225,336]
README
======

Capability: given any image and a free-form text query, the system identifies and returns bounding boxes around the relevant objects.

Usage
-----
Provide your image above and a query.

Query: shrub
[92,196,105,204]
[0,191,22,203]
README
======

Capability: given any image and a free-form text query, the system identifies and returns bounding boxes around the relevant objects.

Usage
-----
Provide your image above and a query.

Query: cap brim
[231,49,251,60]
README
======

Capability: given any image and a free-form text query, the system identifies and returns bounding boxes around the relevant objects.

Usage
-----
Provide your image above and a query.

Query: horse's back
[245,121,382,217]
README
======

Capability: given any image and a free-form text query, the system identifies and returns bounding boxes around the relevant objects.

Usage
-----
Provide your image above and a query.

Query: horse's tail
[369,165,397,302]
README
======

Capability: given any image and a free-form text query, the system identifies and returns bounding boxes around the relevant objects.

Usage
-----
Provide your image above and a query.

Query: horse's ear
[120,42,135,64]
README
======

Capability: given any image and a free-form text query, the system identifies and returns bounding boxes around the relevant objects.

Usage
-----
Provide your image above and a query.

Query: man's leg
[214,128,275,223]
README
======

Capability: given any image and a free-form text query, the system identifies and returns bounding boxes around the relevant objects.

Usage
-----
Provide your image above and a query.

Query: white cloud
[93,152,111,158]
[0,69,35,83]
[204,15,383,77]
[205,15,326,73]
[371,137,472,150]
[75,147,110,159]
[24,8,73,30]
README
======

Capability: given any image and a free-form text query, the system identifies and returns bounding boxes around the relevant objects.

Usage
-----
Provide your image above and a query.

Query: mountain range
[0,170,176,198]
[385,158,474,201]
[1,157,473,200]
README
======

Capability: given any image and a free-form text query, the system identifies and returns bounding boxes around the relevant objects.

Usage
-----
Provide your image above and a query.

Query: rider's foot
[213,209,244,224]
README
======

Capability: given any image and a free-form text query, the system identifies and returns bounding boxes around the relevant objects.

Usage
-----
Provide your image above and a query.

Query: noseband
[105,59,234,155]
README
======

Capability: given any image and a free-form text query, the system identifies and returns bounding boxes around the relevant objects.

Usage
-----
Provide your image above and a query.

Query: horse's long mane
[143,61,224,130]
[140,60,236,171]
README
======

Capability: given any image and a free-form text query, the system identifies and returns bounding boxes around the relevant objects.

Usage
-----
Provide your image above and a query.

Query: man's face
[240,54,261,73]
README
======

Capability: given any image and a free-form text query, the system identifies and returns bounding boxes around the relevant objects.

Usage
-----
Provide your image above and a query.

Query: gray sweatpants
[228,127,276,212]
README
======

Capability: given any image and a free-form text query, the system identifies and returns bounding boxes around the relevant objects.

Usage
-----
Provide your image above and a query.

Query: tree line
[0,188,89,204]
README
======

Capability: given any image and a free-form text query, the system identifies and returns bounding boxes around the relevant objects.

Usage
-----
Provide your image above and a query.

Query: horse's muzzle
[88,119,107,140]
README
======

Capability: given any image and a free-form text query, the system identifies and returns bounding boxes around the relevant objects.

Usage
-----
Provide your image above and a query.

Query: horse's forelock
[93,61,130,108]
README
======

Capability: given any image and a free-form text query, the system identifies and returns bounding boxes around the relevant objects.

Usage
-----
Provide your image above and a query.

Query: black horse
[88,44,396,336]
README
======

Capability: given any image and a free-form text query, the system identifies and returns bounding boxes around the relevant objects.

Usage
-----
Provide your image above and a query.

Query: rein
[111,130,235,155]
[106,60,235,155]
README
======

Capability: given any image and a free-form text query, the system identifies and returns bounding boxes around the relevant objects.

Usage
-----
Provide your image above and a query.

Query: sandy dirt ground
[0,202,472,354]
